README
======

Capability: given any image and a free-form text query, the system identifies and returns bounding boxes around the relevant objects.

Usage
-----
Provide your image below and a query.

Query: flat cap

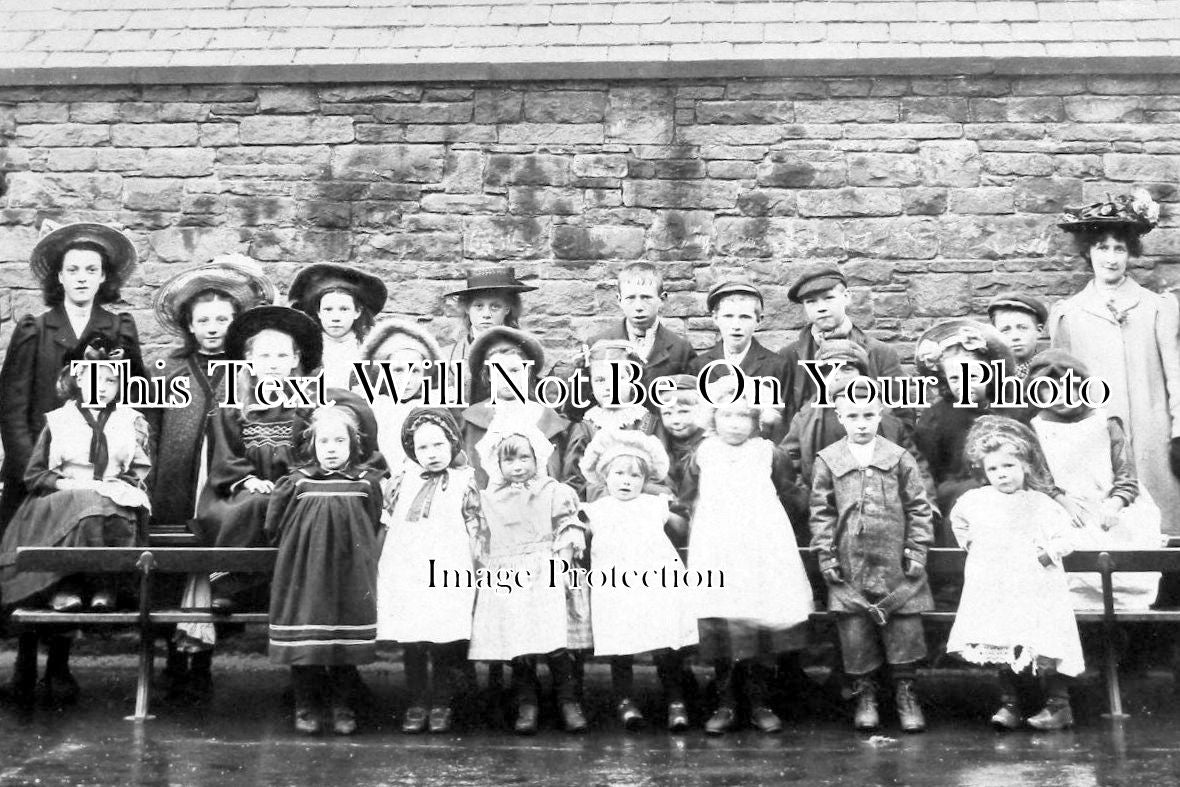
[706,278,763,311]
[788,263,846,303]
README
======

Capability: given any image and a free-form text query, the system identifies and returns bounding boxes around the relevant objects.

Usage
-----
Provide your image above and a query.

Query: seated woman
[0,335,151,703]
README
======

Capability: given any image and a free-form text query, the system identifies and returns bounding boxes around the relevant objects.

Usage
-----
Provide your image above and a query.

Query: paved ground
[0,638,1178,787]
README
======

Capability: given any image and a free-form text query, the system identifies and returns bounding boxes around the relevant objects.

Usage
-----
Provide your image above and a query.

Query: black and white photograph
[0,0,1179,784]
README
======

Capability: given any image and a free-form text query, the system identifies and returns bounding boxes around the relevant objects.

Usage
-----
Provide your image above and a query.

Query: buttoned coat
[809,438,934,615]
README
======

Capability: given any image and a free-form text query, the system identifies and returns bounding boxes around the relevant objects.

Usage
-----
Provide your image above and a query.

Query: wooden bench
[801,547,1180,720]
[8,543,277,721]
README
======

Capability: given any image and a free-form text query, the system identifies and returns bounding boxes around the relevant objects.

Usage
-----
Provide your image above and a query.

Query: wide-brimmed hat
[788,262,847,304]
[579,429,670,485]
[1058,189,1159,236]
[445,265,537,298]
[400,407,465,467]
[360,318,442,362]
[154,255,277,337]
[30,220,137,286]
[225,305,323,371]
[914,319,1014,378]
[288,263,387,317]
[986,293,1049,326]
[468,326,545,379]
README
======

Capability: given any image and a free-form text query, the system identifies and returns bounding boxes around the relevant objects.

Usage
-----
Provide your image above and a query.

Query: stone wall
[1,73,1178,365]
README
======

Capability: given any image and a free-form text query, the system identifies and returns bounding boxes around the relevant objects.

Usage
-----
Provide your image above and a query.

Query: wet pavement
[1,646,1178,787]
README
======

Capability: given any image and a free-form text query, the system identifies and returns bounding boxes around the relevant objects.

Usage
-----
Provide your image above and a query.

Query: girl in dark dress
[267,396,385,736]
[0,221,145,532]
[193,306,323,611]
[287,263,387,391]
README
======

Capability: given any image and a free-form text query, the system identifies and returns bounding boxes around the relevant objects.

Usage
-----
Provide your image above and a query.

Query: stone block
[15,123,109,147]
[329,144,445,182]
[552,225,645,260]
[258,87,319,114]
[902,187,947,215]
[844,217,940,259]
[498,123,604,145]
[146,227,244,263]
[1013,177,1083,213]
[523,91,607,123]
[714,217,845,259]
[123,178,184,212]
[142,149,216,177]
[421,193,508,214]
[572,154,628,178]
[485,154,570,187]
[694,101,794,124]
[474,89,524,123]
[900,97,970,123]
[756,152,846,188]
[848,153,924,187]
[6,172,122,210]
[794,99,899,123]
[1063,96,1144,123]
[908,273,972,316]
[939,215,1054,259]
[919,141,980,186]
[111,123,199,147]
[969,97,1064,123]
[606,86,674,144]
[981,152,1054,176]
[373,102,475,124]
[508,187,583,216]
[463,216,550,259]
[1104,153,1178,182]
[366,231,463,261]
[442,150,483,194]
[948,187,1015,214]
[239,116,355,145]
[797,188,903,217]
[647,210,713,260]
[248,229,352,263]
[622,180,739,209]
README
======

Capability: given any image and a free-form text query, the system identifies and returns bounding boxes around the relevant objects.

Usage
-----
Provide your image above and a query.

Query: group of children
[0,189,1172,740]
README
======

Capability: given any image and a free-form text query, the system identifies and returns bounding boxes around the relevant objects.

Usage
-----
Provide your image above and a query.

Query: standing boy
[780,264,912,432]
[987,293,1048,381]
[810,384,935,734]
[689,278,791,440]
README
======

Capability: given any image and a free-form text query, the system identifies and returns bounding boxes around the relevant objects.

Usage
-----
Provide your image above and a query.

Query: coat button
[865,469,874,478]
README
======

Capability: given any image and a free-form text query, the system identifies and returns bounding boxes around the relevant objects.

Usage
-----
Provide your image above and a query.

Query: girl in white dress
[377,408,485,735]
[676,385,813,735]
[947,416,1083,731]
[579,430,698,732]
[1026,349,1162,610]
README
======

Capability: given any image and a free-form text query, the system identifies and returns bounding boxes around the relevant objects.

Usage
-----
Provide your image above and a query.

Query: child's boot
[704,659,738,735]
[1027,668,1073,731]
[327,667,357,735]
[611,656,644,730]
[292,666,323,735]
[852,674,879,731]
[551,651,587,733]
[511,657,540,736]
[747,660,782,734]
[655,649,690,733]
[991,669,1021,730]
[894,679,926,734]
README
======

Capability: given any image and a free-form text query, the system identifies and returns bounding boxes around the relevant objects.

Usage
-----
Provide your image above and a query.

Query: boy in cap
[780,263,912,433]
[688,278,790,440]
[986,293,1048,381]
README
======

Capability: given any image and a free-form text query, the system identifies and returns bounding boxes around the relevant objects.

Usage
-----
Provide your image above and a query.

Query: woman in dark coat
[0,221,145,534]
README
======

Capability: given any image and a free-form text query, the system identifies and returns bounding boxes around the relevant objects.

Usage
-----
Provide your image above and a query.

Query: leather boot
[852,675,879,731]
[991,697,1021,731]
[895,679,926,733]
[1027,698,1074,731]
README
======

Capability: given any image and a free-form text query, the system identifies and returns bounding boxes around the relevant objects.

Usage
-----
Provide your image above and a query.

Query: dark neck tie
[406,469,449,522]
[77,402,116,480]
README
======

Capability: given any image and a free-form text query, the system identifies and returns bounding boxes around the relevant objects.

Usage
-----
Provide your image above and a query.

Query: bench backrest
[14,547,277,574]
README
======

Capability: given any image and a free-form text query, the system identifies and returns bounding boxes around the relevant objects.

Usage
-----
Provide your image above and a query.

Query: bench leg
[1098,552,1130,720]
[126,551,156,722]
[12,631,39,705]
